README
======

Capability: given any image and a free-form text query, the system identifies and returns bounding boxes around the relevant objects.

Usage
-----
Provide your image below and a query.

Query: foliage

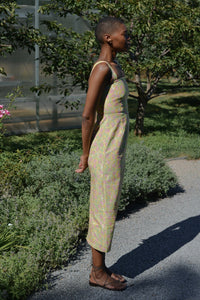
[37,0,200,134]
[120,143,177,210]
[0,250,43,300]
[0,128,82,155]
[0,224,19,254]
[1,1,199,134]
[36,26,95,99]
[0,140,177,299]
[0,129,82,197]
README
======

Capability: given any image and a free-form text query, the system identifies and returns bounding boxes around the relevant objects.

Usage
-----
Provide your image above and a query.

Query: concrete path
[29,159,200,300]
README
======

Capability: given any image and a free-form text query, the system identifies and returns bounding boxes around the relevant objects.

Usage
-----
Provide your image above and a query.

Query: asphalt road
[29,159,200,300]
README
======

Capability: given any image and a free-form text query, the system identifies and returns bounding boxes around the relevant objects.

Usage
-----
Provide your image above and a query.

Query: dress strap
[91,61,118,81]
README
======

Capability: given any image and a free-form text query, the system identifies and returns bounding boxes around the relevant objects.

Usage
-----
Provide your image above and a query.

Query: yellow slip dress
[87,61,129,252]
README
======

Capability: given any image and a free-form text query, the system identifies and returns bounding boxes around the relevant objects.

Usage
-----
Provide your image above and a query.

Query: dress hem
[86,237,111,253]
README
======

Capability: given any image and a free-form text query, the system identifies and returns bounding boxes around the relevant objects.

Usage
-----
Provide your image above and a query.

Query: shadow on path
[110,215,200,278]
[127,264,200,300]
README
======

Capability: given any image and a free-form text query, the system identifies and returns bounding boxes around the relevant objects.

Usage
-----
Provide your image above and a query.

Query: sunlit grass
[128,82,200,159]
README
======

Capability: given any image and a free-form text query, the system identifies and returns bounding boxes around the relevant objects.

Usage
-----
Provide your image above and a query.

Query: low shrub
[24,151,90,206]
[0,130,82,197]
[1,130,82,156]
[120,143,177,210]
[0,250,43,300]
[0,144,177,299]
[0,195,88,300]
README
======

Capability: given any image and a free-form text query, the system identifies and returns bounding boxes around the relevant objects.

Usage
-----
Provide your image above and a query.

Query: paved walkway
[29,159,200,300]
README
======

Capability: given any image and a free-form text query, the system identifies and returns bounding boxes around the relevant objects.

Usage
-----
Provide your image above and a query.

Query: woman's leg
[89,247,127,290]
[92,247,105,267]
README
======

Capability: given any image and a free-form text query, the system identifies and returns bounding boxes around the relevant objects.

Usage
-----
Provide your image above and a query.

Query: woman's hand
[75,155,88,173]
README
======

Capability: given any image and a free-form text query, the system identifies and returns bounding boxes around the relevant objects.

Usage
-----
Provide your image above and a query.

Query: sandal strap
[89,266,127,290]
[91,265,110,286]
[91,271,115,288]
[90,264,105,283]
[91,264,105,272]
[103,274,114,287]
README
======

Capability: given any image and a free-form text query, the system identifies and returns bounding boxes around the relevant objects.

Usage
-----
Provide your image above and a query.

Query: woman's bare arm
[75,63,111,173]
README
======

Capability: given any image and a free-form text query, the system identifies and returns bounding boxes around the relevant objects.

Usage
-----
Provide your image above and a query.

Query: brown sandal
[89,265,127,291]
[105,266,126,283]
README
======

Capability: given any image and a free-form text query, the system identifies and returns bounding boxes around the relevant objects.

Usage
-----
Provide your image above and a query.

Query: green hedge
[0,144,177,299]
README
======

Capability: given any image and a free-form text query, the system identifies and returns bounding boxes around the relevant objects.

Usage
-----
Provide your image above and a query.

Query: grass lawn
[128,82,200,159]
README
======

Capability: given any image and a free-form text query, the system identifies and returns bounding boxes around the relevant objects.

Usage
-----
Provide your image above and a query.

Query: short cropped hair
[95,16,124,44]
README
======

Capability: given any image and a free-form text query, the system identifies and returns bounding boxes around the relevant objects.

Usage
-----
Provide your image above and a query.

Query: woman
[76,16,130,291]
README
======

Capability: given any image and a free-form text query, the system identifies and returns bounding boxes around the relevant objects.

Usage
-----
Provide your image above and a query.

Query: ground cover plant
[0,145,177,300]
[0,82,199,299]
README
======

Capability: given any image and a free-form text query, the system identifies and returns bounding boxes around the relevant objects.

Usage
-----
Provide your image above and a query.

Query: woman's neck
[98,44,116,63]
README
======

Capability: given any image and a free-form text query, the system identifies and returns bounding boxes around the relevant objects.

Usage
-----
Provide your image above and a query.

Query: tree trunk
[134,95,147,136]
[134,70,148,136]
[146,69,151,92]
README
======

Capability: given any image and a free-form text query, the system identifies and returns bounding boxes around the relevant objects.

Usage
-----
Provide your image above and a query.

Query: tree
[4,1,198,135]
[37,0,200,135]
[121,0,200,135]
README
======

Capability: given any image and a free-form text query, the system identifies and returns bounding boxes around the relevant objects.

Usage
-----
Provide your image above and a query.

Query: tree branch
[146,67,172,99]
[145,48,171,99]
[126,78,137,84]
[146,74,161,99]
[129,93,139,100]
[149,92,166,100]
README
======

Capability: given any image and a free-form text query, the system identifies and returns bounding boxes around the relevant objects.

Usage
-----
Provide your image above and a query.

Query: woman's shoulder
[90,61,112,79]
[91,60,118,82]
[92,60,111,72]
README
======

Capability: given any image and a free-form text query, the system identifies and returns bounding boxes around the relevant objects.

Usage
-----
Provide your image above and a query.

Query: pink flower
[4,109,10,116]
[0,105,11,118]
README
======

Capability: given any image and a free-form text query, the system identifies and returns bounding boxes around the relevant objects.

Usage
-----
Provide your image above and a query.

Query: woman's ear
[103,34,112,46]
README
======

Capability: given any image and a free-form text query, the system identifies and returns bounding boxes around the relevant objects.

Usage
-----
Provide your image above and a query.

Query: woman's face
[110,23,130,52]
